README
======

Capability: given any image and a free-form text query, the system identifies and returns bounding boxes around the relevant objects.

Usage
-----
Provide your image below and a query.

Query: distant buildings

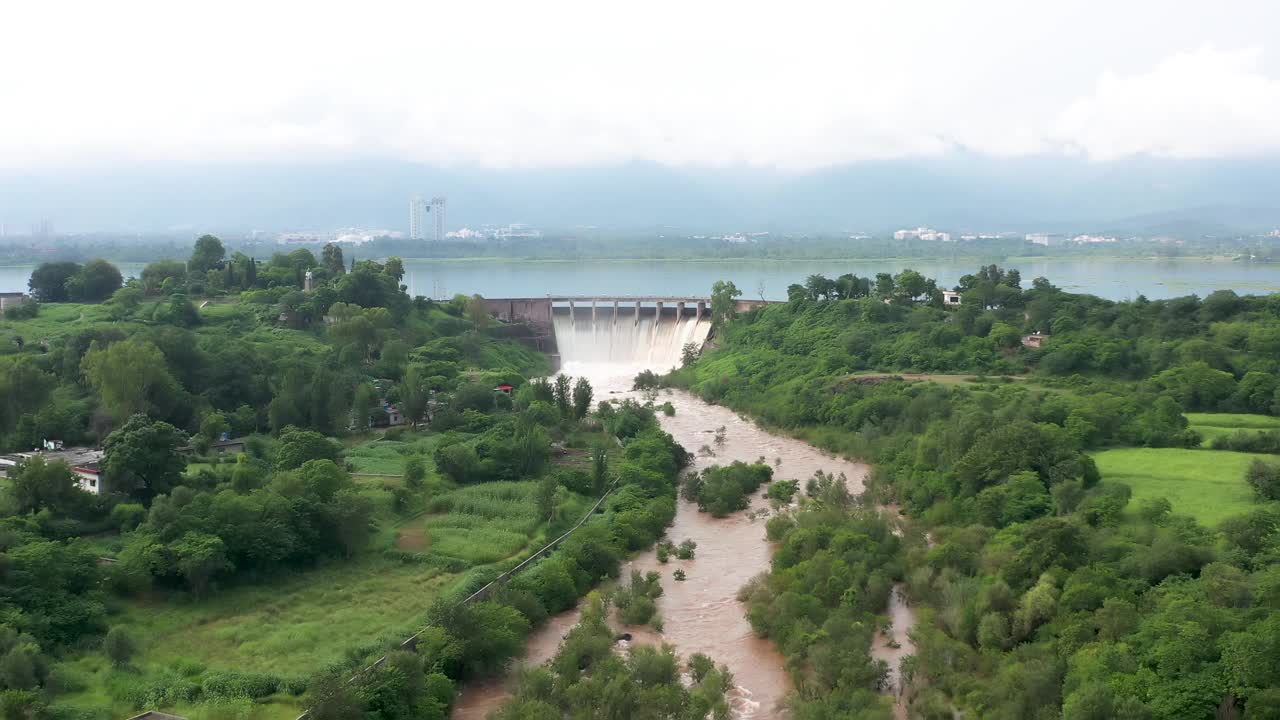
[409,196,447,241]
[1071,234,1117,244]
[893,227,952,242]
[493,223,541,240]
[942,290,962,306]
[1022,332,1050,349]
[1026,233,1053,246]
[409,196,430,240]
[0,292,28,312]
[0,444,105,495]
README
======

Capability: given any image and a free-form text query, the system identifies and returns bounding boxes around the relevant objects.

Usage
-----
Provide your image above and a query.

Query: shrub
[103,627,135,667]
[201,671,282,700]
[765,479,799,504]
[1245,458,1280,501]
[655,540,674,564]
[110,503,147,531]
[676,539,697,560]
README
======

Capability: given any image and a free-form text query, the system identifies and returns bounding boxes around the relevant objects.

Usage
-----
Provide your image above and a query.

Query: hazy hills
[4,154,1280,236]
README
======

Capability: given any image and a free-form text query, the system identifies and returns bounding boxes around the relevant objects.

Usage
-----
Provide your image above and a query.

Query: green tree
[102,414,187,502]
[435,443,482,484]
[1245,458,1280,502]
[384,256,405,282]
[466,294,491,330]
[591,443,609,496]
[330,488,375,557]
[321,243,345,276]
[197,411,230,453]
[275,427,340,470]
[102,627,135,667]
[351,383,379,429]
[1153,362,1237,411]
[172,531,231,596]
[27,261,81,302]
[399,364,431,425]
[8,457,84,515]
[106,285,142,320]
[139,260,187,295]
[572,377,593,420]
[190,235,226,273]
[71,259,124,301]
[81,338,182,420]
[553,374,572,418]
[710,280,741,328]
[404,457,426,488]
[893,269,930,302]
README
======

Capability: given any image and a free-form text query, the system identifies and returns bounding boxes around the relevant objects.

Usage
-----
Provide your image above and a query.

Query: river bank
[451,363,913,719]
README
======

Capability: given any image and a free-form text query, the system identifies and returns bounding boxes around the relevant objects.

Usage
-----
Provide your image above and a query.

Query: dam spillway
[552,300,711,371]
[484,296,775,372]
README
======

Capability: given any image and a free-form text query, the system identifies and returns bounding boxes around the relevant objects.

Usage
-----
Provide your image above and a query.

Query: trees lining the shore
[666,268,1280,719]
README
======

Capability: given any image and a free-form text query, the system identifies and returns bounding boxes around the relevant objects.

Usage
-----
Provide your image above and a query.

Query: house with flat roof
[0,445,105,494]
[1022,332,1049,349]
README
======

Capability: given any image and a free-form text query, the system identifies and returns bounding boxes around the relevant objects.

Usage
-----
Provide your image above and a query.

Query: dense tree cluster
[744,508,904,719]
[667,268,1280,718]
[489,593,734,720]
[681,461,773,517]
[299,395,689,720]
[28,259,123,303]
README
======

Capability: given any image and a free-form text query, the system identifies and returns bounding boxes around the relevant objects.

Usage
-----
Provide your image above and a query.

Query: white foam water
[552,306,711,371]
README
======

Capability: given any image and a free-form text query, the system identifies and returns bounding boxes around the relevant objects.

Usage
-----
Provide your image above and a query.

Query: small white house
[943,290,962,306]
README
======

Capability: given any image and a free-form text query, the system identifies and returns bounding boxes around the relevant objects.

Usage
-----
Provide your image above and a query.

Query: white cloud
[1,1,1279,171]
[1054,46,1280,161]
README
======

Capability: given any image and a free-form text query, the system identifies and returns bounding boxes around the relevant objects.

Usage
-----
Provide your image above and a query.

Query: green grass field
[52,548,462,719]
[1092,447,1267,526]
[56,472,583,719]
[343,434,442,475]
[1185,413,1280,430]
[1184,413,1280,447]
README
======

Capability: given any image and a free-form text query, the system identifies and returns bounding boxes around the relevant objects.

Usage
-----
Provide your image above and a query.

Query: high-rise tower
[430,197,446,241]
[409,195,430,240]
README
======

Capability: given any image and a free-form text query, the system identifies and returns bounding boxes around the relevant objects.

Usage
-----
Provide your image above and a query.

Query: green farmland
[1092,447,1268,526]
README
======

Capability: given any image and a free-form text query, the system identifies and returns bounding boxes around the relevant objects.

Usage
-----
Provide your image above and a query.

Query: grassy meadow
[1186,412,1280,446]
[52,426,603,720]
[1092,446,1267,526]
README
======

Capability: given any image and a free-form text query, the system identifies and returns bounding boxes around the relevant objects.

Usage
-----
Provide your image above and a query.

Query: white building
[0,445,105,495]
[430,197,447,241]
[894,227,951,242]
[409,195,431,240]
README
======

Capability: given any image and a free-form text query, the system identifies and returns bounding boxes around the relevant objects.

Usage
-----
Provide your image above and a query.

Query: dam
[485,296,770,371]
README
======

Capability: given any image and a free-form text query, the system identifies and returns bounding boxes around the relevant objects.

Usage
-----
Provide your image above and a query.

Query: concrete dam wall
[484,296,776,373]
[552,303,711,371]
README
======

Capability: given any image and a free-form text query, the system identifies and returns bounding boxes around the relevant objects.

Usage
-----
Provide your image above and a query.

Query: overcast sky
[4,0,1280,173]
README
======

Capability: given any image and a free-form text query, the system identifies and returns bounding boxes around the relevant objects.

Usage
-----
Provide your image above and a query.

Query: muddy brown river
[452,363,915,719]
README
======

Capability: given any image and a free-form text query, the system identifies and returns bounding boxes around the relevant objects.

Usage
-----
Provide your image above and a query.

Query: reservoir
[3,256,1280,301]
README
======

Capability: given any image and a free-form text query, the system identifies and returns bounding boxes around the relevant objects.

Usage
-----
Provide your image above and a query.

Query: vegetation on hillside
[0,238,692,719]
[666,267,1280,719]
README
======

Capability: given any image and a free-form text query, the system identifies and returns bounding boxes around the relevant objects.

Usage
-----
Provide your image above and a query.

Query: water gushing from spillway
[551,305,711,370]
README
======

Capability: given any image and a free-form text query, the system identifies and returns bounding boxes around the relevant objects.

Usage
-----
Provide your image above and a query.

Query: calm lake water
[3,257,1280,301]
